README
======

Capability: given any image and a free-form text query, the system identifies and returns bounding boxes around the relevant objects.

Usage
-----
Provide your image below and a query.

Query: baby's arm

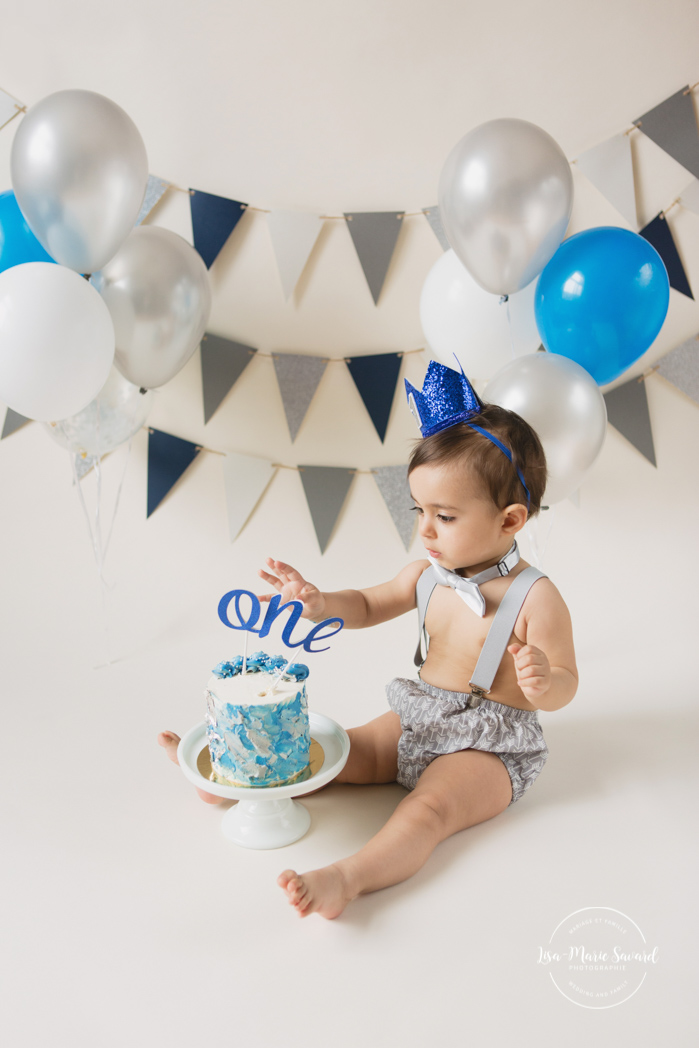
[507,579,578,712]
[258,557,427,629]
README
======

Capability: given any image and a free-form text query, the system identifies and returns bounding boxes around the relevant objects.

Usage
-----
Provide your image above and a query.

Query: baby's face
[409,461,512,575]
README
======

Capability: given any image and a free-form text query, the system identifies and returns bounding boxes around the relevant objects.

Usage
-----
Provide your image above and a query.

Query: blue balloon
[534,226,670,386]
[0,189,55,272]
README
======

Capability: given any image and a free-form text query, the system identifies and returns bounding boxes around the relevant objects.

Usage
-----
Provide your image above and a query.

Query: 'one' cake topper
[218,588,344,655]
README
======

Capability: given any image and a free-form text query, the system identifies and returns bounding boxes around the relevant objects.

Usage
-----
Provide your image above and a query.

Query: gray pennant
[422,205,451,251]
[201,334,256,424]
[344,211,405,304]
[299,465,354,554]
[272,353,328,441]
[73,453,98,480]
[1,408,31,439]
[657,334,699,404]
[604,378,656,466]
[136,175,170,225]
[373,465,416,551]
[636,88,699,179]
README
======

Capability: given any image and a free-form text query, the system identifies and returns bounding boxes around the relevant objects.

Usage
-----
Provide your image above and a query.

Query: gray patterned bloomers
[386,677,549,805]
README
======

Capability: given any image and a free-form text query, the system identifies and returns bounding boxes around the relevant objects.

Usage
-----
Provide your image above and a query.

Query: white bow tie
[428,541,520,617]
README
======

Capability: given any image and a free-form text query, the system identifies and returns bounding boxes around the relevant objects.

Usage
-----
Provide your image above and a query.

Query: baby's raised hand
[507,643,551,701]
[258,558,326,621]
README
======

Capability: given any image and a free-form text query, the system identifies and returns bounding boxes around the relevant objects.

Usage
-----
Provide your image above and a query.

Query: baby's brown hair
[408,404,548,518]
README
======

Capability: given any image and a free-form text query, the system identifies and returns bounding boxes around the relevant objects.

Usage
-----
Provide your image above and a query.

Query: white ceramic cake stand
[177,713,350,850]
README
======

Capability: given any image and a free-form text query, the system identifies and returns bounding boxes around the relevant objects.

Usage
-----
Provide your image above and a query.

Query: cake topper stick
[265,657,294,697]
[242,629,249,675]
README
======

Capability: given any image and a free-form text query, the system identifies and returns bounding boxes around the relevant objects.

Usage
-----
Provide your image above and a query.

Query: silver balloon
[11,89,148,274]
[483,353,607,505]
[91,226,212,389]
[438,118,573,296]
[44,367,153,457]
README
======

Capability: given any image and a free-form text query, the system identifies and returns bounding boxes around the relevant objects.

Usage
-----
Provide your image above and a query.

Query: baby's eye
[409,505,423,514]
[437,514,455,523]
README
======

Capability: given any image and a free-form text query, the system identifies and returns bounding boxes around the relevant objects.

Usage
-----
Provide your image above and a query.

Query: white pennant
[680,179,699,218]
[222,452,277,541]
[266,210,323,300]
[576,133,637,229]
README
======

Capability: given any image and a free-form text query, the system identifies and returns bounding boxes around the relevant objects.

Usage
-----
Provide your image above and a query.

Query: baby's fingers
[258,568,283,590]
[268,558,303,583]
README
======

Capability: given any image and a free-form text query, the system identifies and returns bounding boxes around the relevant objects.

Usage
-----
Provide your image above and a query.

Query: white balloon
[0,262,114,421]
[420,250,541,380]
[484,353,607,505]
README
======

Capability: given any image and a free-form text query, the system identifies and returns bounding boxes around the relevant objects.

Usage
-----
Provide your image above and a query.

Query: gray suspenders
[413,564,547,704]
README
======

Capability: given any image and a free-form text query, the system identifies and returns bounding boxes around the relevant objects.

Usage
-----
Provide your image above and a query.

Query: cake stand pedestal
[177,712,350,850]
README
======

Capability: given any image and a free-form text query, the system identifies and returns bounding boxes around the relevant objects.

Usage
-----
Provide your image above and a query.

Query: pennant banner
[147,428,201,517]
[422,206,450,251]
[0,89,22,130]
[576,133,637,228]
[639,214,694,299]
[604,378,656,466]
[657,334,699,404]
[272,353,328,442]
[136,175,170,226]
[201,334,256,424]
[2,408,31,440]
[299,465,354,553]
[344,211,404,304]
[373,465,415,551]
[266,210,323,300]
[636,87,699,179]
[222,452,276,541]
[190,189,247,269]
[346,352,402,443]
[679,178,699,217]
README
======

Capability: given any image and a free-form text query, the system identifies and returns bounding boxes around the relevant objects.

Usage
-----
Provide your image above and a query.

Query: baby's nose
[419,517,436,538]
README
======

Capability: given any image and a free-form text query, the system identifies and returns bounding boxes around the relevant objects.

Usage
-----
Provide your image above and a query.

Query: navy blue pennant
[190,189,247,269]
[639,214,693,300]
[147,428,201,517]
[346,352,402,442]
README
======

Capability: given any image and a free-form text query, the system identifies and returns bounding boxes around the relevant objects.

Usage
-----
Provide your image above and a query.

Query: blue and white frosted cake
[204,652,312,788]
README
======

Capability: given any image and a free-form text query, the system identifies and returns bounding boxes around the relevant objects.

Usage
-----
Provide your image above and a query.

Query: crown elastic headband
[404,358,531,510]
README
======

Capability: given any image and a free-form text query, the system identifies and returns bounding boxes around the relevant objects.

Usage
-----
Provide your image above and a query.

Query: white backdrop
[1,2,698,1045]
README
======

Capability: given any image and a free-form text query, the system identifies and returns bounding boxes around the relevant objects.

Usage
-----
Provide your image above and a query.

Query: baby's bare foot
[157,730,221,805]
[278,865,354,920]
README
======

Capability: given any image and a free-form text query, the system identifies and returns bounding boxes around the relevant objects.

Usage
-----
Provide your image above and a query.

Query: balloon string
[505,297,516,360]
[103,438,132,562]
[70,452,113,665]
[524,505,556,570]
[93,454,113,665]
[72,454,102,567]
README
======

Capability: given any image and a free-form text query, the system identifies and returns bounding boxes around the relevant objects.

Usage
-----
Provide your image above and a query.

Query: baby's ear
[502,503,528,533]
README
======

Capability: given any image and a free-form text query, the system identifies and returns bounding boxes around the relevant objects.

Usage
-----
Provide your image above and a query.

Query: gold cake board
[197,737,325,788]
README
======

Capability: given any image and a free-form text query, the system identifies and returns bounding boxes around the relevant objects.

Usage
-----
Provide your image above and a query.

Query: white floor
[1,378,697,1047]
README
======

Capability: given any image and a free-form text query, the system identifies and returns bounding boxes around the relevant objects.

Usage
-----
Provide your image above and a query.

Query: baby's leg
[279,747,512,919]
[336,710,402,784]
[157,731,222,805]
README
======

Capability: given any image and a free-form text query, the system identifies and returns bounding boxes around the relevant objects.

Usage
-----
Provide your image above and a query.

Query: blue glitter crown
[405,359,531,509]
[404,359,484,438]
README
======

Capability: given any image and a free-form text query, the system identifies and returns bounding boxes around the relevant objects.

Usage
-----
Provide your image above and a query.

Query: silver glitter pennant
[373,464,416,551]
